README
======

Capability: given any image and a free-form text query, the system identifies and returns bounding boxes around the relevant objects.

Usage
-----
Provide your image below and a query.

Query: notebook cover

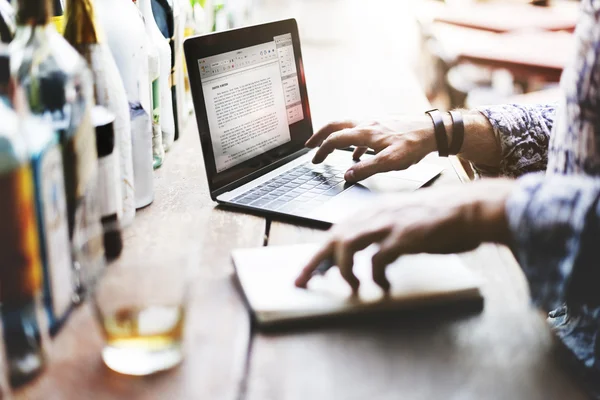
[232,244,483,330]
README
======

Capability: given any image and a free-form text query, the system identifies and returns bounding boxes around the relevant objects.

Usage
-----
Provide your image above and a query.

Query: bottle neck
[53,0,64,16]
[15,0,52,27]
[63,0,100,46]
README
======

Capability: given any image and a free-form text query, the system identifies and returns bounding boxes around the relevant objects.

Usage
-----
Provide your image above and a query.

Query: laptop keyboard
[230,162,349,215]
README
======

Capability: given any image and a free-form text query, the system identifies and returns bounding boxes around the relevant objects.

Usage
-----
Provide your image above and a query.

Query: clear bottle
[0,0,15,43]
[142,0,175,152]
[96,0,154,209]
[212,0,228,32]
[1,47,76,338]
[138,0,165,168]
[64,0,136,228]
[191,0,212,34]
[10,0,102,294]
[0,49,45,386]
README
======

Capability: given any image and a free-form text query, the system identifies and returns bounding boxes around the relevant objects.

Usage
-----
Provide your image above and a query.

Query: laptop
[184,19,442,225]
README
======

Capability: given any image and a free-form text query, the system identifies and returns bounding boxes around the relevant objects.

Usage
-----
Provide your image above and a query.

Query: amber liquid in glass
[98,305,185,375]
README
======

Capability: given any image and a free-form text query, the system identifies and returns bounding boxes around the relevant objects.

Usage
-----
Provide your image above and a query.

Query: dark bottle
[1,49,75,337]
[92,106,124,262]
[0,0,15,43]
[151,0,179,143]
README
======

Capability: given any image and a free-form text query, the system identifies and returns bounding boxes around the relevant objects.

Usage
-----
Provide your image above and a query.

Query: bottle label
[130,102,155,207]
[0,165,42,304]
[97,152,122,220]
[72,106,98,199]
[151,77,163,167]
[51,16,64,34]
[37,145,73,319]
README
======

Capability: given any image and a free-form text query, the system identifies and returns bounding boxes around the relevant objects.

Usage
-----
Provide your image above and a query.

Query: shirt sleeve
[505,173,600,311]
[475,103,556,178]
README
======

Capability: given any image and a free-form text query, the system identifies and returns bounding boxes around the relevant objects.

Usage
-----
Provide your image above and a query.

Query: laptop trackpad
[308,175,423,224]
[359,174,426,193]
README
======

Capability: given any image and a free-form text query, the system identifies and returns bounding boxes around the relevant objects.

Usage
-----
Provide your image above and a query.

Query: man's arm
[307,103,556,181]
[507,173,600,311]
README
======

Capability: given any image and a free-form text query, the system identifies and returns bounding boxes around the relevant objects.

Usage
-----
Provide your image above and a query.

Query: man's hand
[306,117,439,183]
[294,179,516,292]
[306,112,502,182]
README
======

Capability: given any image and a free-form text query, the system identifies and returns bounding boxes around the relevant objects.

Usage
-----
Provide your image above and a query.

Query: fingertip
[344,169,356,182]
[294,277,308,288]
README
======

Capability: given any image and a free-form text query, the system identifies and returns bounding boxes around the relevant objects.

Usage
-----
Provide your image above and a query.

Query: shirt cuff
[477,104,553,178]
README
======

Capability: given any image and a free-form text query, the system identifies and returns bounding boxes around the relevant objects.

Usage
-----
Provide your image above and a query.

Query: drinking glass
[91,253,191,376]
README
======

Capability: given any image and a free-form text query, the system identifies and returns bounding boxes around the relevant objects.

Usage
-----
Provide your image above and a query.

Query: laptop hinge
[213,147,311,198]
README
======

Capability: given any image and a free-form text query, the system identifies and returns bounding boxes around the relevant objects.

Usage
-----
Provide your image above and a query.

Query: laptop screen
[185,20,313,195]
[199,33,304,173]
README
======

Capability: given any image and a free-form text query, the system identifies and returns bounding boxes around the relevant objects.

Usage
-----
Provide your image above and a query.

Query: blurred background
[221,0,578,113]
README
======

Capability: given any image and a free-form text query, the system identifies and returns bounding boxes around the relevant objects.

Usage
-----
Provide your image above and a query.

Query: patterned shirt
[476,0,600,394]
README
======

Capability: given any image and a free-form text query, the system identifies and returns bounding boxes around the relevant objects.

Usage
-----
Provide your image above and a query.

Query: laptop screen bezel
[184,19,314,198]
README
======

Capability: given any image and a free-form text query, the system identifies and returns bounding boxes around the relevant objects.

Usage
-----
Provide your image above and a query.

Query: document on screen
[202,59,292,173]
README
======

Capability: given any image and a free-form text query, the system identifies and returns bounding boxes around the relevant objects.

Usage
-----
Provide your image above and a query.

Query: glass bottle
[92,106,124,262]
[0,0,15,43]
[96,0,154,209]
[24,115,75,336]
[64,0,136,228]
[1,50,76,338]
[212,0,227,32]
[151,0,179,143]
[9,0,102,295]
[138,0,166,168]
[190,0,211,35]
[142,0,175,152]
[0,50,45,386]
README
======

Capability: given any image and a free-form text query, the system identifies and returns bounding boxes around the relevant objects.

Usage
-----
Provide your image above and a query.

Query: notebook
[231,244,483,329]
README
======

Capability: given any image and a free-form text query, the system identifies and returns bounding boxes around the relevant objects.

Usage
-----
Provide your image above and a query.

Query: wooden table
[2,1,589,398]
